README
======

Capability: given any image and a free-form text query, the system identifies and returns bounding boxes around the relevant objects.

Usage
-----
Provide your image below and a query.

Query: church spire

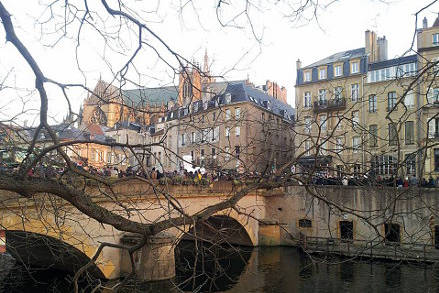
[203,48,209,74]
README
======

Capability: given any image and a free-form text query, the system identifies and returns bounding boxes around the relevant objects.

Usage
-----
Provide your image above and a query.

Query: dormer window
[225,93,232,104]
[433,33,439,46]
[351,62,359,74]
[334,65,342,77]
[304,71,311,82]
[319,68,326,80]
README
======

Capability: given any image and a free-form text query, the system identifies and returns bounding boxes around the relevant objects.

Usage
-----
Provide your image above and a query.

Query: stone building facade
[295,16,439,179]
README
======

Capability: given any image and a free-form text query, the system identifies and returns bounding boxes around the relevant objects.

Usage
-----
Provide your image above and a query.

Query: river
[3,242,439,292]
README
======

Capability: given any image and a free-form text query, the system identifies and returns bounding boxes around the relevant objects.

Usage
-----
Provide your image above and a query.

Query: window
[318,89,327,104]
[304,92,312,108]
[304,116,311,134]
[319,140,327,155]
[225,109,231,120]
[335,137,343,153]
[319,68,326,80]
[334,65,342,77]
[235,107,241,119]
[429,118,439,138]
[352,111,359,128]
[320,115,327,131]
[212,112,216,121]
[304,71,311,82]
[433,33,439,45]
[351,62,359,74]
[372,155,397,175]
[352,136,360,153]
[225,147,230,160]
[299,219,312,228]
[235,146,240,159]
[261,112,265,121]
[354,164,361,176]
[405,153,416,175]
[368,95,377,112]
[335,116,342,130]
[404,91,414,108]
[351,84,359,101]
[427,88,439,104]
[405,121,414,145]
[336,165,344,178]
[384,223,400,243]
[225,93,232,104]
[389,123,398,146]
[334,86,343,100]
[225,127,230,137]
[387,91,397,111]
[340,221,354,241]
[369,125,378,147]
[191,132,195,143]
[181,133,186,146]
[235,126,240,137]
[211,148,216,157]
[305,140,311,156]
[435,149,439,171]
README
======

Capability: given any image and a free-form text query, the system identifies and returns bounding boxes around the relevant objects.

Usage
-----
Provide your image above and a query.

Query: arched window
[183,79,192,99]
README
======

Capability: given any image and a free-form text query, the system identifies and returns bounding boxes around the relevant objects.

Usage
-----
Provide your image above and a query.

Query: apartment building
[295,17,439,178]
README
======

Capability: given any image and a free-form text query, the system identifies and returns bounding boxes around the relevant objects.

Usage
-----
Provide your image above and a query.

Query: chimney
[377,36,388,62]
[296,59,302,69]
[423,17,428,29]
[365,30,378,63]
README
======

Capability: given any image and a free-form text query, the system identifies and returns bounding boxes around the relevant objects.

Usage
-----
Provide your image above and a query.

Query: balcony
[313,98,346,113]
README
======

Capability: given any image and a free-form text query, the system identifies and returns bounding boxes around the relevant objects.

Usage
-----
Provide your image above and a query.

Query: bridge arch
[182,213,255,246]
[5,230,105,279]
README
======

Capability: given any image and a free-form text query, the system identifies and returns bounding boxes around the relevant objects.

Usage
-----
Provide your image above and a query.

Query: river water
[3,242,439,292]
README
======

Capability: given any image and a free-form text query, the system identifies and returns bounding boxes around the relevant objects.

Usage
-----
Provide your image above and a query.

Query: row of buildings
[33,52,295,174]
[295,16,439,179]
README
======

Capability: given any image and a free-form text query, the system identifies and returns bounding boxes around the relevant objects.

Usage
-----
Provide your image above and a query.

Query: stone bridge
[0,181,287,281]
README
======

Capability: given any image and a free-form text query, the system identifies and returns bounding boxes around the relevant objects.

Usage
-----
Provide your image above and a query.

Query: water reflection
[175,243,439,293]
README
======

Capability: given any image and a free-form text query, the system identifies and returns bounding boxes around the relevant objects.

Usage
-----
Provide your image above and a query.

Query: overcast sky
[0,0,438,125]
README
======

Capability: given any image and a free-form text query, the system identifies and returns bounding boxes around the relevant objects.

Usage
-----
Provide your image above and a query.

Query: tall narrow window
[235,127,240,137]
[369,95,377,112]
[225,109,231,120]
[320,115,327,131]
[351,84,359,101]
[405,121,414,145]
[433,33,439,45]
[334,65,342,77]
[318,89,327,104]
[405,153,416,175]
[435,149,439,171]
[369,125,378,147]
[305,140,311,156]
[387,92,397,111]
[304,116,312,133]
[319,68,326,80]
[352,111,359,128]
[304,71,311,82]
[225,127,230,137]
[235,107,241,119]
[334,86,343,100]
[304,92,312,108]
[351,62,359,74]
[389,123,398,146]
[352,136,360,153]
[404,91,414,108]
[335,137,343,153]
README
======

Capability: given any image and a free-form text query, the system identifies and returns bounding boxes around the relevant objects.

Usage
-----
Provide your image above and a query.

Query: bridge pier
[120,232,176,282]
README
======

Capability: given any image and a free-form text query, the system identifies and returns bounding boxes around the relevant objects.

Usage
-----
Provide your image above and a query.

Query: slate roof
[121,86,178,106]
[178,81,295,122]
[303,48,366,69]
[369,55,417,71]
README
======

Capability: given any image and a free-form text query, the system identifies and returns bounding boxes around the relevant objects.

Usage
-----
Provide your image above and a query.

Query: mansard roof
[303,48,366,69]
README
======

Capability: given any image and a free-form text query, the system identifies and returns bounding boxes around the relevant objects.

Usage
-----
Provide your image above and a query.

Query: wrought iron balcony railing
[313,98,346,113]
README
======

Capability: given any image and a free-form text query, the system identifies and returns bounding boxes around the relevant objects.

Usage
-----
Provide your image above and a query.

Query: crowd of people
[3,161,439,188]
